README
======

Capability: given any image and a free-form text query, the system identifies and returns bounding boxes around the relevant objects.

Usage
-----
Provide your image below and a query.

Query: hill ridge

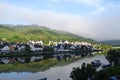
[0,24,95,43]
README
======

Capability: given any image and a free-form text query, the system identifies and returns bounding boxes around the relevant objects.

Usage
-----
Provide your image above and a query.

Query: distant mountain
[0,24,96,43]
[100,40,120,46]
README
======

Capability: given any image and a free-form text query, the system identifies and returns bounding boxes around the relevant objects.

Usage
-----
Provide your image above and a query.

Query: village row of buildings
[0,40,94,54]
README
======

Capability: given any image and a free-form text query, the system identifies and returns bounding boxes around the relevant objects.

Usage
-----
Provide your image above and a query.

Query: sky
[0,0,120,41]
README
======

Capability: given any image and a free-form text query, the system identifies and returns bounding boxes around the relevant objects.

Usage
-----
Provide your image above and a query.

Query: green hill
[0,24,95,43]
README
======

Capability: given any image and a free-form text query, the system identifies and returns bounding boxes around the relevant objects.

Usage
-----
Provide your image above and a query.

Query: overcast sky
[0,0,120,40]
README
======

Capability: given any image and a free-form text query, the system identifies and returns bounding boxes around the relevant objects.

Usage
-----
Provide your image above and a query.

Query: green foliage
[107,49,120,66]
[43,47,54,59]
[94,44,112,54]
[102,44,112,50]
[43,47,54,52]
[70,63,96,80]
[94,66,120,80]
[94,70,109,80]
[25,44,31,51]
[0,24,96,43]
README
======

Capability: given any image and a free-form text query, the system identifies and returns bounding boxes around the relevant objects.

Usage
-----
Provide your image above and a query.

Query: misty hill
[101,40,120,46]
[0,24,95,43]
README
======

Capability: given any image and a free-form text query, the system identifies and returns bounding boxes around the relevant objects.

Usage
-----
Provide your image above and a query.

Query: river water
[0,55,109,80]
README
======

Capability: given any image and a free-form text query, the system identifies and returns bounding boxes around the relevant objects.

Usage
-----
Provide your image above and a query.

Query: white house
[29,40,35,44]
[29,44,43,51]
[29,44,36,51]
[69,45,76,50]
[64,40,69,44]
[2,46,10,53]
[36,41,43,45]
[18,45,25,52]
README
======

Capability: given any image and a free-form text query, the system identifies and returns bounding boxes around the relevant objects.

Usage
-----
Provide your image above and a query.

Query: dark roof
[17,44,25,47]
[56,44,61,48]
[34,44,42,48]
[3,43,9,46]
[0,45,4,48]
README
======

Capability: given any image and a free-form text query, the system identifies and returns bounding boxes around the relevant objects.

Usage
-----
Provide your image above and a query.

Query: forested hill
[101,40,120,46]
[0,24,95,43]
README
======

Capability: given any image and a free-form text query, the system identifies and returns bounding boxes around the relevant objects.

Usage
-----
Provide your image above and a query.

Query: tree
[94,70,109,80]
[25,44,31,52]
[70,63,96,80]
[107,49,120,66]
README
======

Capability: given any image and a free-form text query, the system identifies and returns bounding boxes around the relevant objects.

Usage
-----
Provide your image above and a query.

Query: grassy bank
[0,57,81,72]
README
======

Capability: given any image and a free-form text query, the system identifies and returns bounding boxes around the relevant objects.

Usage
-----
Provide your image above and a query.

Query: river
[0,55,109,80]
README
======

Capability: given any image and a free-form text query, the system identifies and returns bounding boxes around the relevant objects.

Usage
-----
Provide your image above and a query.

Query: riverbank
[0,57,81,72]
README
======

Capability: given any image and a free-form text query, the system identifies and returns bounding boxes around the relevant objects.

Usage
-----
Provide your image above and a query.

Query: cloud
[91,6,105,15]
[0,1,120,40]
[66,0,102,7]
[47,0,61,4]
[0,2,94,36]
[91,3,120,40]
[65,0,105,15]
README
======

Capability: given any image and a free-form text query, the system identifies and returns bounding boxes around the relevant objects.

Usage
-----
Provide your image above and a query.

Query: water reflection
[0,55,109,80]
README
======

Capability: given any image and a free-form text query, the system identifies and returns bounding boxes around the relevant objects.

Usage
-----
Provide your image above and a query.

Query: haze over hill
[0,24,95,43]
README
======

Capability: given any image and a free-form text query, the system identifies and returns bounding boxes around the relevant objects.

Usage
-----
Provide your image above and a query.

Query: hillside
[0,24,95,43]
[100,40,120,46]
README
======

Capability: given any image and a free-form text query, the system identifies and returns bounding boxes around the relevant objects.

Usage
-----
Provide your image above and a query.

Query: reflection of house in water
[39,77,47,80]
[1,58,9,64]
